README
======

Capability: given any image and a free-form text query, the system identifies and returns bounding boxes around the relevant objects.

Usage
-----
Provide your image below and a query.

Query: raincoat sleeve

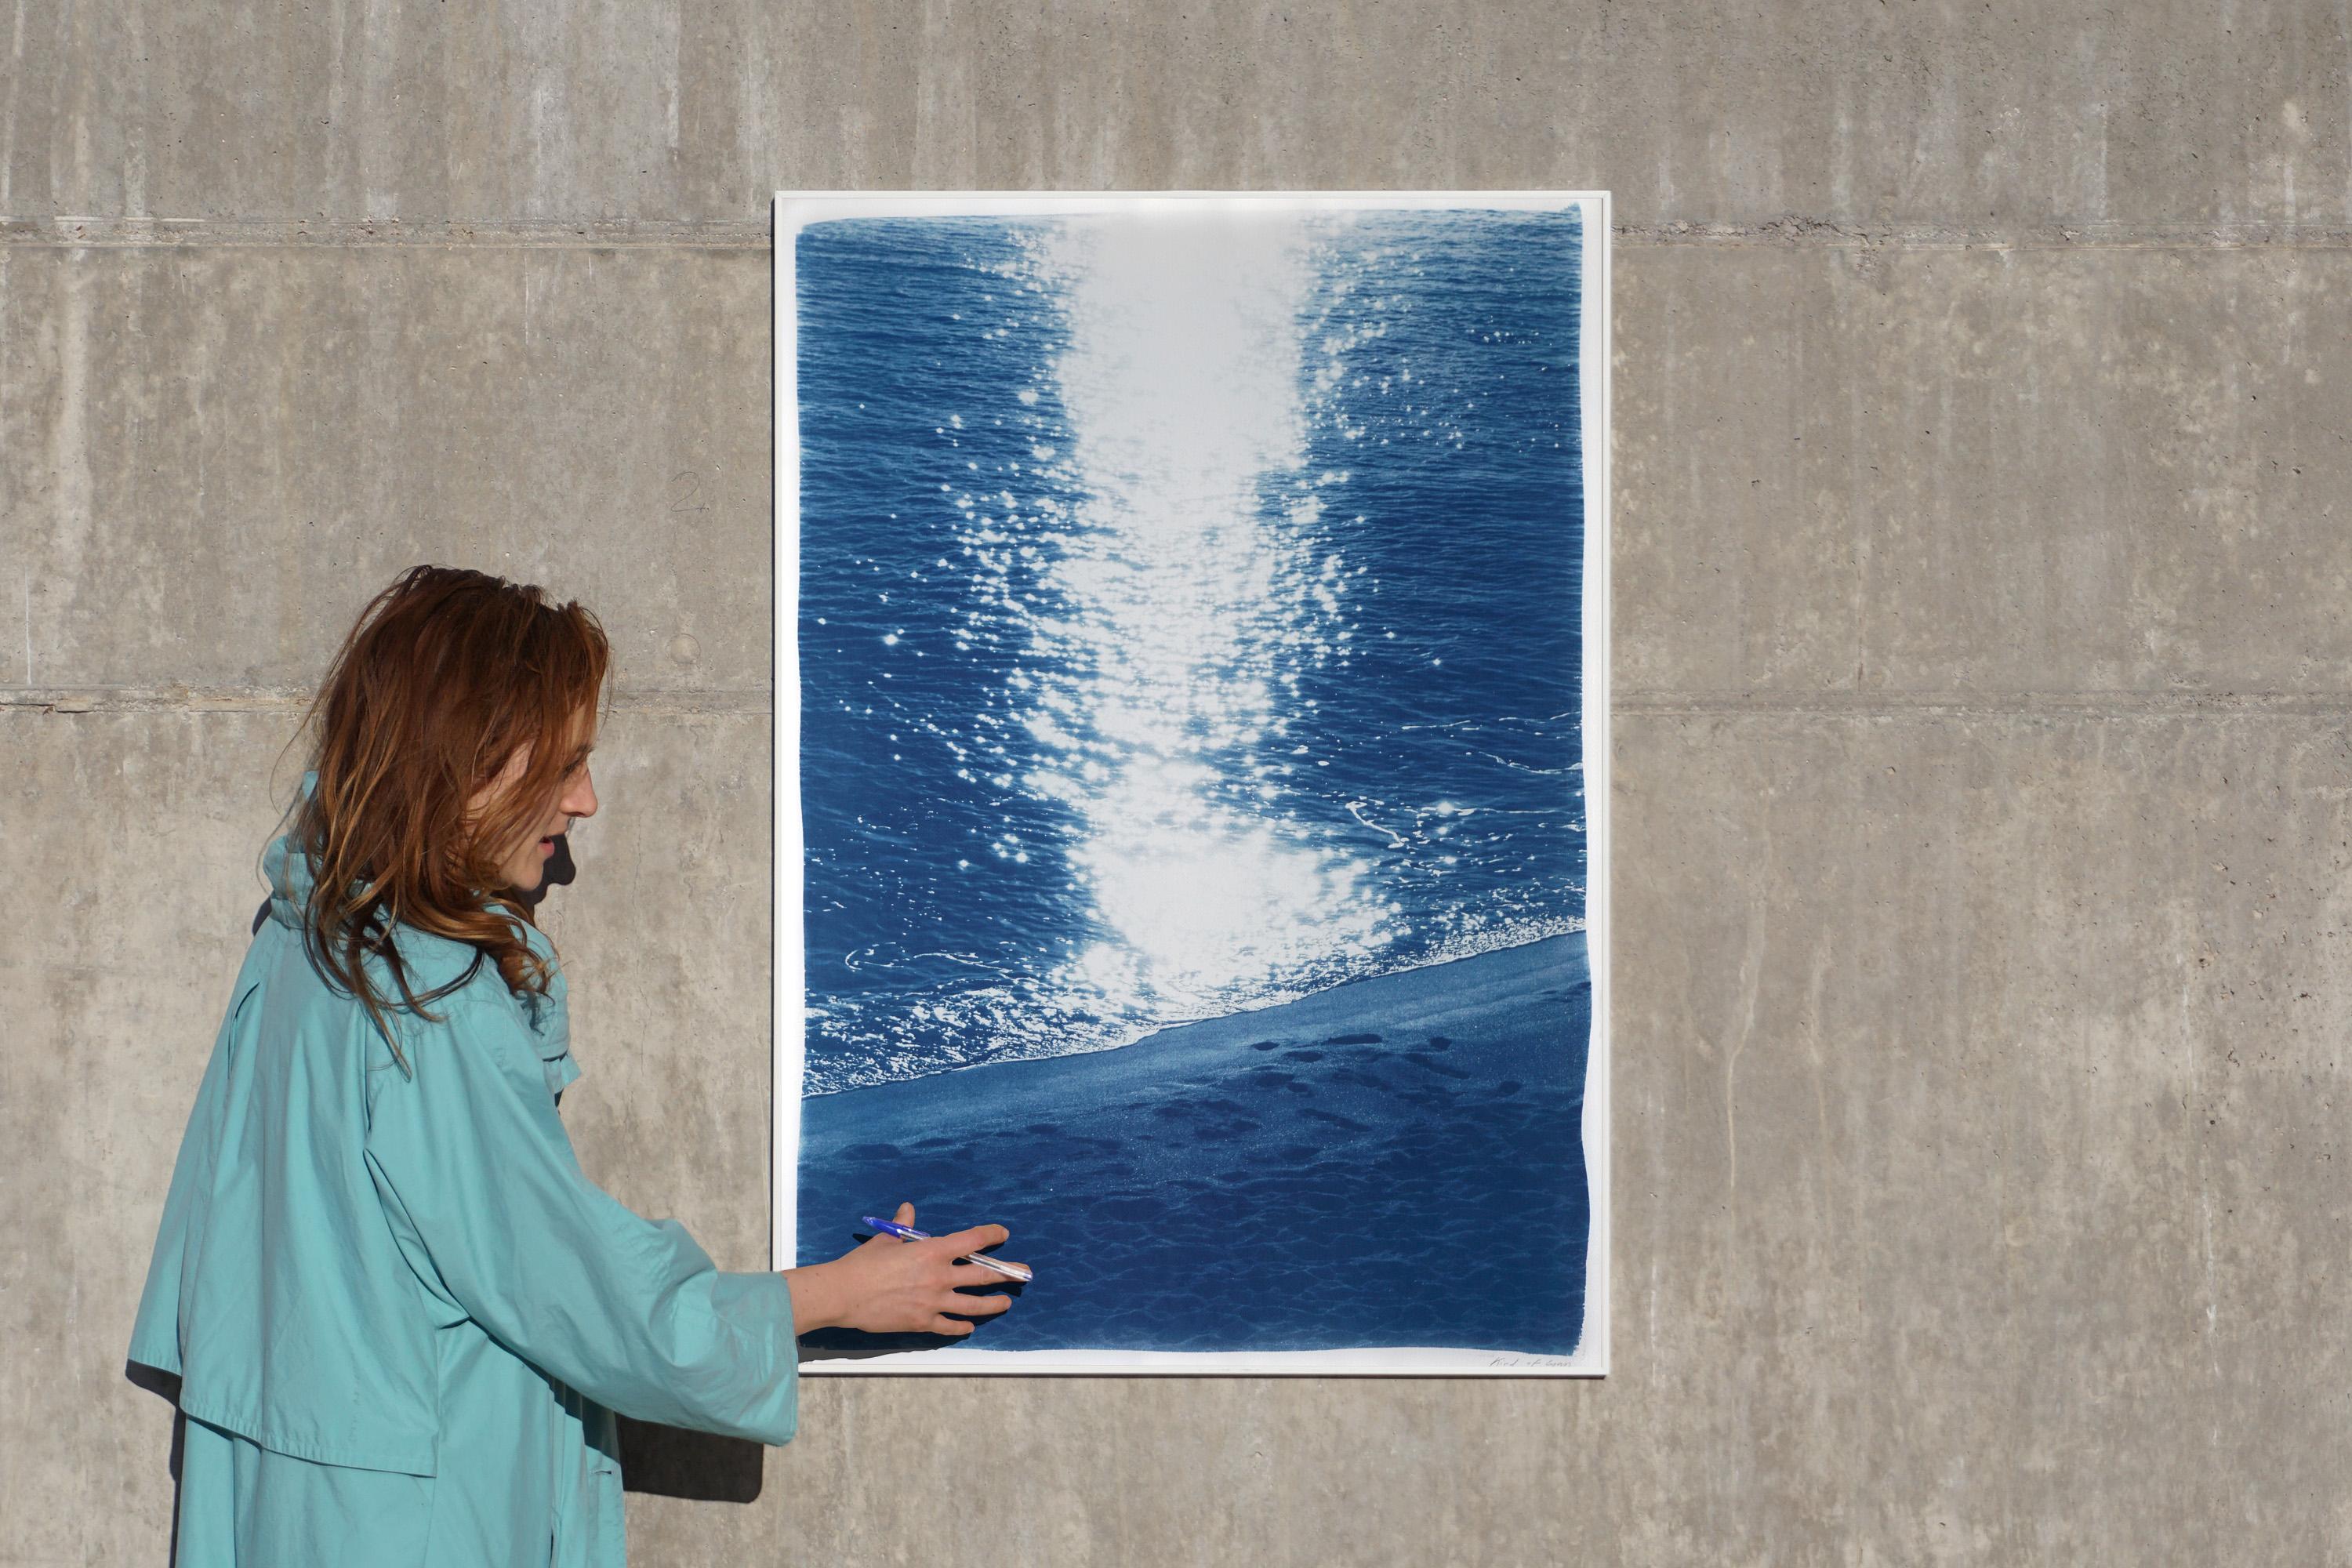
[127,975,261,1376]
[360,988,798,1446]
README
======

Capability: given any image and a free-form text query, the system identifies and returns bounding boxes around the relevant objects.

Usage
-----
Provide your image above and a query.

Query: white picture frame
[771,191,1610,1376]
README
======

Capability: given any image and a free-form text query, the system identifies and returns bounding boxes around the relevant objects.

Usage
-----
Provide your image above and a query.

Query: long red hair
[274,564,612,1069]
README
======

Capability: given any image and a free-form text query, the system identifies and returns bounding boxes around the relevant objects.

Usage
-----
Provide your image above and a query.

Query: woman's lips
[538,837,555,856]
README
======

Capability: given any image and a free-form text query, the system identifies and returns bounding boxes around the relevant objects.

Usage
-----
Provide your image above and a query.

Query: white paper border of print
[772,191,1611,1377]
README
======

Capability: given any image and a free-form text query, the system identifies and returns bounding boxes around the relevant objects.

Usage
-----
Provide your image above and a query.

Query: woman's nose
[564,766,598,820]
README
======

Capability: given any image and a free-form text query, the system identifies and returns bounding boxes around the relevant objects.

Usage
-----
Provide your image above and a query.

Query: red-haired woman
[128,565,1021,1565]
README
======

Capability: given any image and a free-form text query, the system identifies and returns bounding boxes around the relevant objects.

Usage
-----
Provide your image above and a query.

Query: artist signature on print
[1484,1354,1576,1369]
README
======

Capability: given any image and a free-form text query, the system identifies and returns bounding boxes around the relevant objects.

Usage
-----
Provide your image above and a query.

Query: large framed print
[774,191,1610,1374]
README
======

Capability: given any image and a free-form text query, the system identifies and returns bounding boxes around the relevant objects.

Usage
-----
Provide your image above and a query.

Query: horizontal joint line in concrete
[0,218,774,251]
[3,216,2350,252]
[1617,691,2352,717]
[9,687,2349,719]
[0,687,774,717]
[1624,220,2352,250]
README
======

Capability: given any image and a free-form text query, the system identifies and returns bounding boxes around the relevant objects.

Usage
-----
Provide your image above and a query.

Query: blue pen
[861,1216,1034,1283]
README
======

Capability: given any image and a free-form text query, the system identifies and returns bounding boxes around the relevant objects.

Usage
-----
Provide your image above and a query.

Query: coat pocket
[550,1461,625,1566]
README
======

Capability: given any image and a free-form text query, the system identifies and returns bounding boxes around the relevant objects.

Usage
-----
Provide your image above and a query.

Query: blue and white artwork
[773,193,1610,1374]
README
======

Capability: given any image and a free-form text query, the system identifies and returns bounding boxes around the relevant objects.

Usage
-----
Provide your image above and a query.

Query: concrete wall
[5,3,2347,1563]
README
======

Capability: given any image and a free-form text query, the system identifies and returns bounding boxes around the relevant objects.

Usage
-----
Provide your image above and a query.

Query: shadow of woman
[123,1363,185,1565]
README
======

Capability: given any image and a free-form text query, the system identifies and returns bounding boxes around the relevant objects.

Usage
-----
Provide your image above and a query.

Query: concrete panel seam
[6,216,2352,252]
[12,687,2352,718]
[0,686,775,716]
[1628,218,2352,251]
[0,217,775,251]
[1617,690,2352,716]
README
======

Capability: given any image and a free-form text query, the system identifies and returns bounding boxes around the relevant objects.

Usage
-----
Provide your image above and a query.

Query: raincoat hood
[263,768,575,1087]
[260,773,323,932]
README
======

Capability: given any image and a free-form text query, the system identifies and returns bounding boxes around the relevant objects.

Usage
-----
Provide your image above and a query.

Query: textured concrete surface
[2,243,775,694]
[2,1,2348,233]
[5,2,2349,1564]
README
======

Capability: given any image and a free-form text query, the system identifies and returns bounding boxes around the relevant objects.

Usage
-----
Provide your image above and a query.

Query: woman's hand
[780,1202,1025,1337]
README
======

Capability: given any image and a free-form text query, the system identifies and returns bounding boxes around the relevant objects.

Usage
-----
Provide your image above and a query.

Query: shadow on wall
[129,1362,766,1518]
[127,836,770,1518]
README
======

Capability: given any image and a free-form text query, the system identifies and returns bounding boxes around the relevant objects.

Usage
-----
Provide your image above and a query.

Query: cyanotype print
[779,195,1606,1373]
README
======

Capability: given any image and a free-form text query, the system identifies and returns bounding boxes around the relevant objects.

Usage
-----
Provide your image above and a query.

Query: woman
[128,564,1022,1565]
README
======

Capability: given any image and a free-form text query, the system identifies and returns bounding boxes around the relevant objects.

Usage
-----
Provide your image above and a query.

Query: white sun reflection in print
[1006,213,1394,1018]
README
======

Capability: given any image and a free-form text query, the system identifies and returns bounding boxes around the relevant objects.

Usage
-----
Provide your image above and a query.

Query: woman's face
[466,719,600,894]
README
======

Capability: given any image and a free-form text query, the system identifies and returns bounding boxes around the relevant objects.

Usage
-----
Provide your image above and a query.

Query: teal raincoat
[128,775,798,1565]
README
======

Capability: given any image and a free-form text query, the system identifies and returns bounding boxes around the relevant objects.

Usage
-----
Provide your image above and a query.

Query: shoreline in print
[798,931,1588,1356]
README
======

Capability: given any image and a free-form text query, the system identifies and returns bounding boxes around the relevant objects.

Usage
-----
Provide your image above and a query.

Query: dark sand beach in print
[797,930,1589,1357]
